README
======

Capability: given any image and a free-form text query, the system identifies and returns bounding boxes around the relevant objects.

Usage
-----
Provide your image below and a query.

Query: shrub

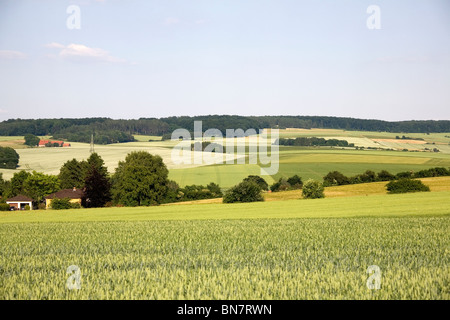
[207,182,223,198]
[223,181,264,203]
[353,170,377,183]
[24,205,31,211]
[50,198,73,210]
[71,202,81,209]
[302,179,325,199]
[0,203,11,211]
[287,175,303,189]
[38,203,46,210]
[243,175,269,191]
[323,171,350,186]
[396,171,414,179]
[377,170,396,181]
[270,178,290,192]
[415,167,450,178]
[386,178,430,194]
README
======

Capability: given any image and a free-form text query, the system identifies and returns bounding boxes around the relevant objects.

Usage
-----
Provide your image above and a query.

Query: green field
[168,148,450,187]
[1,130,449,188]
[277,128,450,143]
[0,191,449,299]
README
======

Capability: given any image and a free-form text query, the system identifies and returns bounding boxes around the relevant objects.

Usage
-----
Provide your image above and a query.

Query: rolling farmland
[1,129,449,188]
[1,126,449,300]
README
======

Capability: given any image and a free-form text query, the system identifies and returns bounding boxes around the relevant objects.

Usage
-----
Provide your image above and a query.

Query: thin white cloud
[164,17,180,25]
[45,43,125,63]
[0,50,26,59]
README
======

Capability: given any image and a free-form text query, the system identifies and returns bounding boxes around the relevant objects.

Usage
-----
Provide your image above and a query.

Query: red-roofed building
[38,140,70,147]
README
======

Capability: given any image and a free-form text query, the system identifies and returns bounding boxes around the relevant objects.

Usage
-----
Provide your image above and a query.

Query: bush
[206,182,223,198]
[386,178,430,194]
[70,202,81,209]
[223,181,264,203]
[38,203,46,210]
[243,175,269,191]
[414,167,450,178]
[323,171,350,186]
[0,203,11,211]
[352,170,377,184]
[302,179,325,199]
[396,171,413,179]
[270,178,290,192]
[377,170,396,181]
[24,205,31,210]
[50,198,73,210]
[287,175,303,189]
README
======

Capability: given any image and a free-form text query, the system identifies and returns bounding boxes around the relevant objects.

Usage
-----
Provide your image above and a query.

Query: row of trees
[277,137,354,147]
[2,116,450,140]
[0,153,111,208]
[52,128,134,145]
[1,151,225,209]
[222,174,324,203]
[323,167,450,187]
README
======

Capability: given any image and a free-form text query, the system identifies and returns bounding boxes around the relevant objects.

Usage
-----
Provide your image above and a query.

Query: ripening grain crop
[0,217,448,300]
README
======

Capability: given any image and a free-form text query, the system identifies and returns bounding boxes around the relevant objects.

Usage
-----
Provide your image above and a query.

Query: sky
[0,0,449,122]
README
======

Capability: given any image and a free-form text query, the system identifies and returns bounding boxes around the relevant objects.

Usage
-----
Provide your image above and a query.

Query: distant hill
[0,115,449,144]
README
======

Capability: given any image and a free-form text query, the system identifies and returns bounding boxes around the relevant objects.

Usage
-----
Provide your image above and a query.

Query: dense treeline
[1,116,450,145]
[52,128,134,144]
[323,167,450,187]
[277,137,354,147]
[0,118,108,136]
[253,116,450,133]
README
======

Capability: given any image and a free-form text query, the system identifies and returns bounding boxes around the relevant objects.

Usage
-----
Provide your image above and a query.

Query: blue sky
[0,0,449,121]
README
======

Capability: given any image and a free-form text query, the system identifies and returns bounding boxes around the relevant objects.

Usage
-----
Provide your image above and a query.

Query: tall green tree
[7,170,32,197]
[0,173,5,197]
[83,153,110,208]
[24,134,40,147]
[59,158,88,189]
[112,151,169,206]
[86,153,108,176]
[0,146,19,169]
[22,171,60,201]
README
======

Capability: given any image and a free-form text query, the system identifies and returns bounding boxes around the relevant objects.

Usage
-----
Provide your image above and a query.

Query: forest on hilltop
[0,115,449,144]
